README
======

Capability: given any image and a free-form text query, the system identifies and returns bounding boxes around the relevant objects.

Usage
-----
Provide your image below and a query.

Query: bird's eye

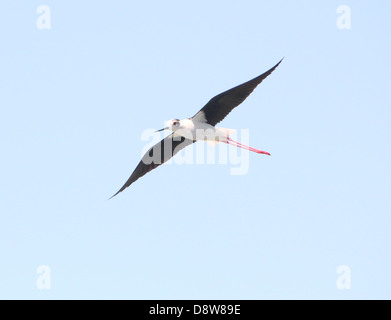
[173,121,178,126]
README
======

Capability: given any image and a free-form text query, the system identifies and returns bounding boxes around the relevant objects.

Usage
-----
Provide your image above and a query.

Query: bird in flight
[111,58,283,198]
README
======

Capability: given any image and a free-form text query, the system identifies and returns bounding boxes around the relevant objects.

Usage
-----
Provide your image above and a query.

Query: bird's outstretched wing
[110,133,195,198]
[192,58,283,126]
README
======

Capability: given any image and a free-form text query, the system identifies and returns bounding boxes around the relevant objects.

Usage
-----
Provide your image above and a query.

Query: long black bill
[155,127,168,132]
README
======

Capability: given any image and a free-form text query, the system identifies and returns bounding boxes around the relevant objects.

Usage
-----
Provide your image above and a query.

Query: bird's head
[156,119,181,132]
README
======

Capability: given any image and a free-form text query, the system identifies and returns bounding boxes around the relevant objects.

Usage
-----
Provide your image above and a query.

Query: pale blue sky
[1,1,390,299]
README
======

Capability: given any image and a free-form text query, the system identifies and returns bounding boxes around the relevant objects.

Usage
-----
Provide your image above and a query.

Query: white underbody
[172,118,234,145]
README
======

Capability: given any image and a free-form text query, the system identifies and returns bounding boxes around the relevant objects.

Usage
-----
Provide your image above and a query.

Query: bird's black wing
[110,133,195,198]
[192,58,283,126]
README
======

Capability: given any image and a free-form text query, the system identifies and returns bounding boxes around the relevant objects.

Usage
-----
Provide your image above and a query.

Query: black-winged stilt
[111,59,283,197]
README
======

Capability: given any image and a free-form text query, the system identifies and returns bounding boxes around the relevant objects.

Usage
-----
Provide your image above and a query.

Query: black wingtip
[265,57,284,77]
[274,57,284,68]
[108,193,118,200]
[108,189,122,200]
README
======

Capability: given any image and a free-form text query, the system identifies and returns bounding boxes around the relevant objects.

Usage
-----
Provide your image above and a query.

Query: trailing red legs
[226,137,271,155]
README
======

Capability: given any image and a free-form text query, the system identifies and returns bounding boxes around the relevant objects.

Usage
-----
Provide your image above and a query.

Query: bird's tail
[205,127,236,145]
[218,127,236,139]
